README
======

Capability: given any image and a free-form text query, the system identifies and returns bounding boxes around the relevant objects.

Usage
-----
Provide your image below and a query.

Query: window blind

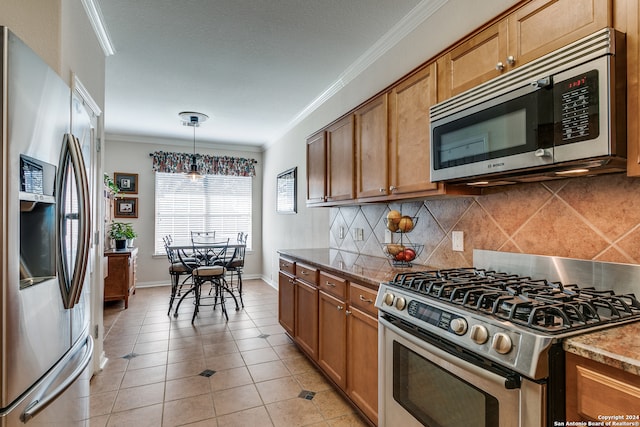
[154,172,252,254]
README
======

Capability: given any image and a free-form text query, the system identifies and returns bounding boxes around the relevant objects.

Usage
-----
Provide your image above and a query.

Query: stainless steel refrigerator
[0,27,93,425]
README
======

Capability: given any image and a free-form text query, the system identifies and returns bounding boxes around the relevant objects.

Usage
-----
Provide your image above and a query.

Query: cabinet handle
[345,310,352,316]
[495,61,505,71]
[359,295,373,303]
[325,281,336,287]
[506,55,516,66]
[389,186,396,192]
[288,279,295,284]
[301,270,308,275]
[379,188,385,193]
[337,305,344,311]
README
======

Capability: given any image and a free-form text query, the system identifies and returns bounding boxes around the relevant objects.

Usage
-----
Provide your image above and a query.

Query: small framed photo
[114,172,138,194]
[276,167,297,214]
[114,197,138,218]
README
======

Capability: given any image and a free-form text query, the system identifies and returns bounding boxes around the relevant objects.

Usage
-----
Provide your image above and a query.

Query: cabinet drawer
[349,283,377,317]
[279,257,295,275]
[295,262,318,286]
[318,271,347,300]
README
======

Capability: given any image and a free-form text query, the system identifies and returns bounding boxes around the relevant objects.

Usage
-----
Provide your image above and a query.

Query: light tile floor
[89,279,369,427]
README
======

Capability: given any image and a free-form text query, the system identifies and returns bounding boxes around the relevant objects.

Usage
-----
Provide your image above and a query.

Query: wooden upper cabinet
[306,130,326,205]
[437,20,509,100]
[355,94,389,199]
[388,63,439,196]
[622,0,640,176]
[438,0,612,101]
[326,115,355,203]
[508,0,611,68]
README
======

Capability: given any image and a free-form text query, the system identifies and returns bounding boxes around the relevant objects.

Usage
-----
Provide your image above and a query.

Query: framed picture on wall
[276,167,297,214]
[114,197,138,218]
[114,172,138,194]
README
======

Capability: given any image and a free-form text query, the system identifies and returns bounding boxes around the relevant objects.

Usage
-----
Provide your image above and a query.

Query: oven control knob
[469,325,489,344]
[395,297,407,311]
[382,293,395,306]
[491,333,513,354]
[450,318,467,335]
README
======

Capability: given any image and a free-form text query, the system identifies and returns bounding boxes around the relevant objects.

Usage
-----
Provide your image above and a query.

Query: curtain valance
[150,151,257,177]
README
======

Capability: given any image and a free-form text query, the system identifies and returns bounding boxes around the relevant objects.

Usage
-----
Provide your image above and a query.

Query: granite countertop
[564,322,640,376]
[278,248,640,376]
[277,248,433,289]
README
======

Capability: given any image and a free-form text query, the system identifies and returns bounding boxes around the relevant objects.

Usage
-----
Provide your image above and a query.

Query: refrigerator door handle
[56,133,91,308]
[19,335,93,423]
[67,134,90,305]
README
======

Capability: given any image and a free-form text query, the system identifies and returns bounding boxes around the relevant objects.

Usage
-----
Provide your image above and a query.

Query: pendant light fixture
[179,111,209,181]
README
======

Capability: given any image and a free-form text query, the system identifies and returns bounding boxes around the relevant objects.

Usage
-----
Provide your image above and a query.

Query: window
[154,172,252,254]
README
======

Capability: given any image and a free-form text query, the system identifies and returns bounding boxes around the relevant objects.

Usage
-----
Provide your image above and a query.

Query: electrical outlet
[338,226,345,239]
[384,229,392,244]
[354,228,364,241]
[452,231,464,251]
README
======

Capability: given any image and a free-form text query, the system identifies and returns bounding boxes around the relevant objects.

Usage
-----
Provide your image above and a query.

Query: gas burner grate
[385,267,640,333]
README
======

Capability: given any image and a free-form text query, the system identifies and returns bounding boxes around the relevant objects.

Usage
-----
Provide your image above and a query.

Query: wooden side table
[104,247,138,308]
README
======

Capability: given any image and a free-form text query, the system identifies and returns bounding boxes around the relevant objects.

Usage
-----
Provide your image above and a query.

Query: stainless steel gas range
[375,250,640,427]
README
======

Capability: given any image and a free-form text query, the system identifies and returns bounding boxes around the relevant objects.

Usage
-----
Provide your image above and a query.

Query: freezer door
[2,28,73,410]
[1,335,93,425]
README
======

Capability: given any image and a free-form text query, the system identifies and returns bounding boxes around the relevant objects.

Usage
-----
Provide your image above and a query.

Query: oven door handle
[379,316,521,390]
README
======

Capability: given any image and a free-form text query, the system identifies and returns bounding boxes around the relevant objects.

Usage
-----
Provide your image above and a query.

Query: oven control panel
[407,300,467,335]
[376,286,536,370]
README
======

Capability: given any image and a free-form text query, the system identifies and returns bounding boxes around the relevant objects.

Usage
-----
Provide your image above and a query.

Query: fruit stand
[382,209,423,267]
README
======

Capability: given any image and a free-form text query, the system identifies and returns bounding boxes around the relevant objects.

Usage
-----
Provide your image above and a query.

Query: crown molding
[106,133,265,153]
[81,0,116,56]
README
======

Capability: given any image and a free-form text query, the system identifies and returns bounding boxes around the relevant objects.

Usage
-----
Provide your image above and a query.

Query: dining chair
[163,236,197,315]
[179,238,240,323]
[191,231,216,245]
[225,232,247,308]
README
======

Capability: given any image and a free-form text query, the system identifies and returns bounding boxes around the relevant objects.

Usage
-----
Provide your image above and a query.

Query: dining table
[167,241,245,321]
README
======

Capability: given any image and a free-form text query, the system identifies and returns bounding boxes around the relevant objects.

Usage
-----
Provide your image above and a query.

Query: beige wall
[261,0,521,286]
[104,137,264,286]
[0,0,62,72]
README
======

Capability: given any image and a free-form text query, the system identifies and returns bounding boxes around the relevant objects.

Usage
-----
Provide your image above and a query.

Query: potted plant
[103,173,120,196]
[108,222,137,250]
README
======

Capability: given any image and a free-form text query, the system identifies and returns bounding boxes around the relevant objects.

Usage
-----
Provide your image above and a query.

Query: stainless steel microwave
[430,28,626,186]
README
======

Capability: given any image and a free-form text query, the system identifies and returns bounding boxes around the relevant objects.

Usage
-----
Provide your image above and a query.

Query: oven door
[379,316,545,427]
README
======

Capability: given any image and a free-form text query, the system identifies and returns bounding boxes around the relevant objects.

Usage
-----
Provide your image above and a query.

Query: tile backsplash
[329,173,640,269]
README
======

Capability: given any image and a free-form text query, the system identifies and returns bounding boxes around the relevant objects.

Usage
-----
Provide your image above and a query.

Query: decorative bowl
[382,242,423,267]
[384,216,418,233]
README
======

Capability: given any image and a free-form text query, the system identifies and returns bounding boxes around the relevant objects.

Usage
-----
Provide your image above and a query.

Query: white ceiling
[98,0,433,149]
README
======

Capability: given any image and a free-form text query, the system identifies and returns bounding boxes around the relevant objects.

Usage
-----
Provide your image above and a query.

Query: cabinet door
[295,280,319,360]
[306,130,326,205]
[437,20,508,100]
[318,291,347,389]
[278,271,295,336]
[355,94,389,199]
[326,115,355,203]
[566,352,640,421]
[347,306,378,425]
[507,0,611,68]
[389,64,439,196]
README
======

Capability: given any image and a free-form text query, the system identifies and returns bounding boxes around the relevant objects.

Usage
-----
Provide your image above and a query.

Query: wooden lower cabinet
[566,352,640,421]
[104,248,138,308]
[278,271,295,336]
[278,257,379,425]
[347,306,378,425]
[295,280,319,360]
[318,291,347,389]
